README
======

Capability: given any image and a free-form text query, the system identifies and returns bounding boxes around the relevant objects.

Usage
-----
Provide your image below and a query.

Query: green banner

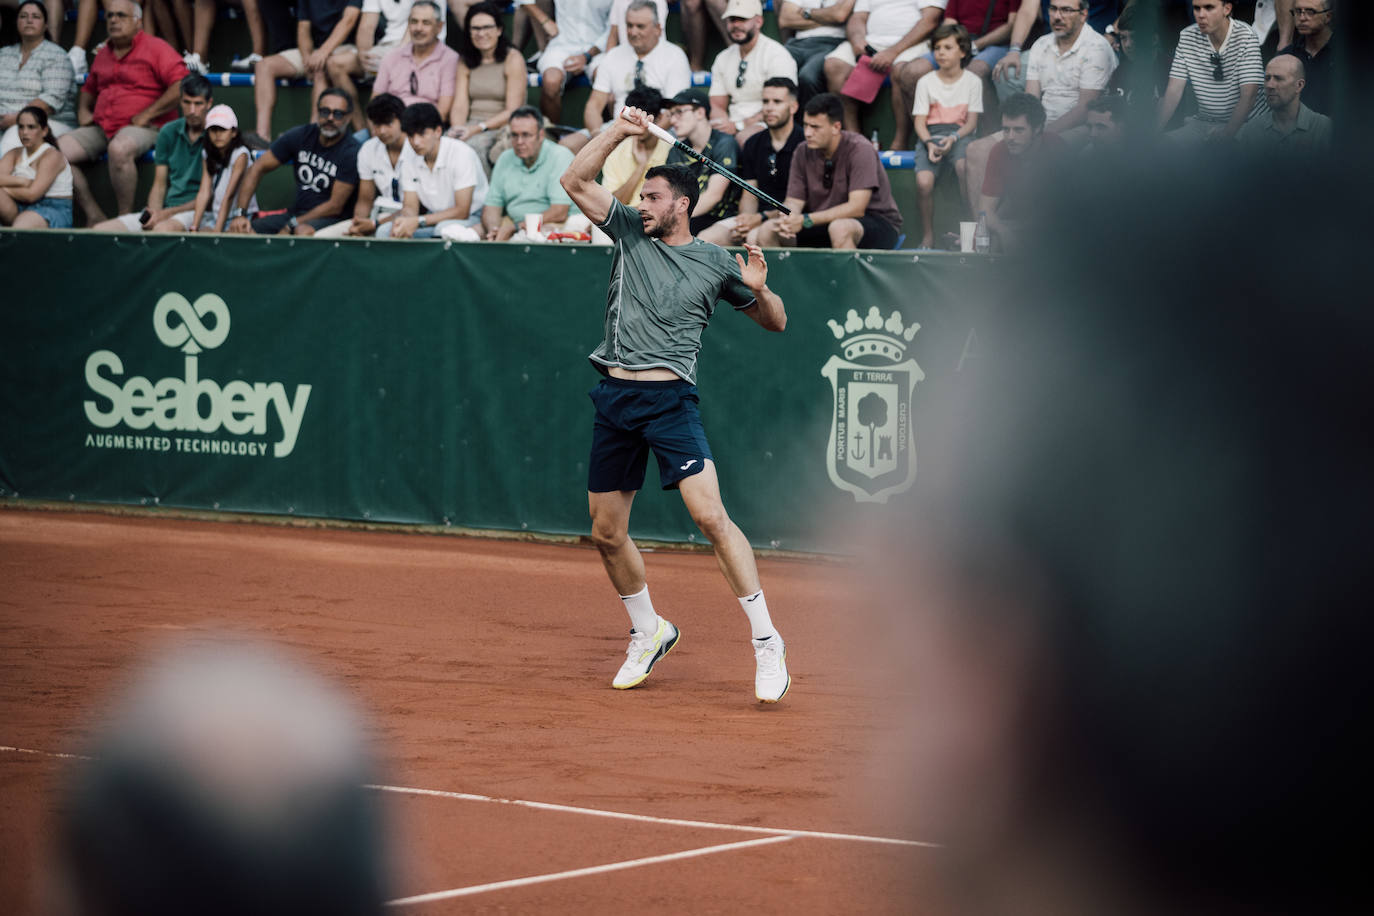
[0,232,996,553]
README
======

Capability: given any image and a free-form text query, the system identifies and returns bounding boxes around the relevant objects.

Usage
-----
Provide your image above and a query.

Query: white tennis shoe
[752,634,790,702]
[612,617,679,689]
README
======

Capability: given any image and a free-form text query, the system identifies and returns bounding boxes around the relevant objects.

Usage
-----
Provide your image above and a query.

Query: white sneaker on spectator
[68,46,87,76]
[231,52,263,71]
[183,51,207,74]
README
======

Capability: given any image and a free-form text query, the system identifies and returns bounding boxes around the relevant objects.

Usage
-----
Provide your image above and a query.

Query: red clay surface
[0,507,948,914]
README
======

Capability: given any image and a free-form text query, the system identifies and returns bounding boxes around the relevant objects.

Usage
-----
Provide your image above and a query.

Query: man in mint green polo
[479,105,578,240]
[91,73,212,233]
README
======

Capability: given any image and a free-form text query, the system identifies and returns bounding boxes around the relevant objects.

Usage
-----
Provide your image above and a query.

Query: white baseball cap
[721,0,762,19]
[205,104,238,130]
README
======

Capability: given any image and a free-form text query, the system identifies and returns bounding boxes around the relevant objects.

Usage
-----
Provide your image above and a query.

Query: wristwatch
[734,119,745,132]
[801,214,814,229]
[477,121,487,132]
[802,8,811,18]
[418,214,427,228]
[1009,44,1022,53]
[229,207,244,219]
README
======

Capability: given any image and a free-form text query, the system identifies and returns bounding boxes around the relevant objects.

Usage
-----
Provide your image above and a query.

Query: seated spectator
[480,105,575,240]
[58,0,189,224]
[1023,0,1117,144]
[597,85,672,207]
[991,0,1117,96]
[1276,0,1334,116]
[895,0,1038,133]
[535,0,613,126]
[0,0,77,157]
[1082,89,1126,156]
[679,0,729,72]
[1236,53,1331,153]
[369,1,457,112]
[912,23,981,249]
[92,72,210,231]
[316,92,408,237]
[228,87,361,234]
[446,1,526,173]
[980,91,1065,251]
[777,0,854,105]
[824,0,943,149]
[508,0,558,59]
[756,91,902,249]
[665,87,740,234]
[0,104,72,227]
[1105,1,1169,105]
[699,76,803,246]
[55,641,389,916]
[186,0,268,76]
[563,0,689,153]
[246,0,362,147]
[708,0,798,144]
[1157,0,1265,142]
[350,0,447,82]
[605,0,667,51]
[383,101,486,238]
[162,103,257,231]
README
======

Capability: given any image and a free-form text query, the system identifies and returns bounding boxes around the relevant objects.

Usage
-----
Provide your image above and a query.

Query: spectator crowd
[0,0,1341,247]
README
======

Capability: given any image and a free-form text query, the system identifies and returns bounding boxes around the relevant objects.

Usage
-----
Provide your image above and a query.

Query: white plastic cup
[959,221,977,253]
[524,213,541,238]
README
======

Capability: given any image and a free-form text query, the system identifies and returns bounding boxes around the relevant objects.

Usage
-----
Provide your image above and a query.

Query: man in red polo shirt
[57,0,188,224]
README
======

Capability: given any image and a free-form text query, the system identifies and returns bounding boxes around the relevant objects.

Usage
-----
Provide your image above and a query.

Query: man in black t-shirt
[699,77,804,247]
[227,88,362,235]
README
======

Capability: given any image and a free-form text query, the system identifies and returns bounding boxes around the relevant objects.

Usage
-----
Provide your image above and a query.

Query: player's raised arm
[560,107,651,227]
[735,244,787,332]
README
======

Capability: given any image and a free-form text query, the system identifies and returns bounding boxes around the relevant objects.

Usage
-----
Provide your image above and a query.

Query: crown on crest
[827,307,919,361]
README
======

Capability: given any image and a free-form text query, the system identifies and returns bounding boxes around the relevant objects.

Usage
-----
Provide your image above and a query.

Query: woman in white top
[0,104,72,228]
[154,104,258,233]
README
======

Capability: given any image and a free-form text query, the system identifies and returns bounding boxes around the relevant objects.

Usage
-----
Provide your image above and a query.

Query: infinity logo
[153,293,230,354]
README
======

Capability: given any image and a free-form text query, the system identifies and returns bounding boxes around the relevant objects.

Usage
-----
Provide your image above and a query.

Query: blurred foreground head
[901,148,1371,916]
[54,641,386,916]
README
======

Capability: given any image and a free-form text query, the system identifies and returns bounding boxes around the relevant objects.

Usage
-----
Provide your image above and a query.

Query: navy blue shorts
[588,377,714,492]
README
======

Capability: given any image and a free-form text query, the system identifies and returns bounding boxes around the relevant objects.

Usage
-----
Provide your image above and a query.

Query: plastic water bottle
[870,129,880,151]
[974,211,991,254]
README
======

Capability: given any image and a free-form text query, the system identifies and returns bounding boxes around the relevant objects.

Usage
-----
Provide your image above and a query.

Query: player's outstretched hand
[618,107,652,137]
[736,243,768,291]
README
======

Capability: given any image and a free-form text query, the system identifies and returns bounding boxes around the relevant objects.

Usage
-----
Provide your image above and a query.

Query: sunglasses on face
[318,106,350,120]
[1209,51,1223,81]
[736,59,748,89]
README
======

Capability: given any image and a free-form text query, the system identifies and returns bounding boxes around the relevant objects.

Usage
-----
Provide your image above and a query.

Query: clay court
[0,506,947,914]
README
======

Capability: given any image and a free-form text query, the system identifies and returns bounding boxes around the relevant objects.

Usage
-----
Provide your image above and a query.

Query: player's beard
[645,209,679,239]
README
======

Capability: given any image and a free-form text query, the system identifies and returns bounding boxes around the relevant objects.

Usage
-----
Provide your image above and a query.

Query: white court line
[367,783,939,848]
[1,746,937,849]
[386,835,795,906]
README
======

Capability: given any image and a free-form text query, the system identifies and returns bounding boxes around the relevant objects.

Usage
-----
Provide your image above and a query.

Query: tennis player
[560,106,791,703]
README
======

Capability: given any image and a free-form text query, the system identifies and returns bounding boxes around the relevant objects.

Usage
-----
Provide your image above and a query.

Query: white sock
[739,589,776,641]
[620,585,660,634]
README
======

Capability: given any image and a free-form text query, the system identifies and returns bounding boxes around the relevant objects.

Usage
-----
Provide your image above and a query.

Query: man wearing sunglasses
[756,91,901,249]
[1157,0,1266,142]
[708,0,797,143]
[228,87,361,234]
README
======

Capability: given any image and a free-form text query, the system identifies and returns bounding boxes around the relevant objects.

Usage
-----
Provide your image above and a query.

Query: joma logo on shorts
[82,293,312,458]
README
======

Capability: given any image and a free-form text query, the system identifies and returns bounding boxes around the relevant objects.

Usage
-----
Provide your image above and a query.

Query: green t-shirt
[588,199,757,385]
[485,139,576,222]
[154,118,205,207]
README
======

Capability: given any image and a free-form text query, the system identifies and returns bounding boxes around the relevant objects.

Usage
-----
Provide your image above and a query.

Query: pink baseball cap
[205,104,238,130]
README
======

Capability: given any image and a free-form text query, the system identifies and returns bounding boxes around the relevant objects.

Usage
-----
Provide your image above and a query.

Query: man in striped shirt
[1156,0,1266,142]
